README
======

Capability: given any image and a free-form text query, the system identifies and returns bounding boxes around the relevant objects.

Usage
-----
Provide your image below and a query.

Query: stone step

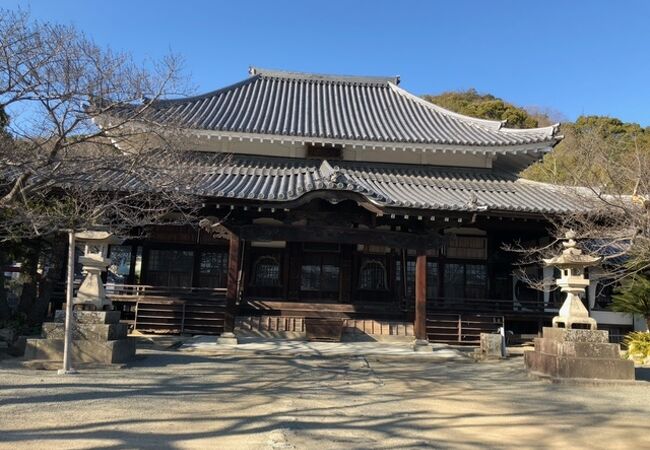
[524,349,635,380]
[42,322,129,341]
[24,338,136,364]
[541,327,609,343]
[21,359,129,370]
[533,337,620,359]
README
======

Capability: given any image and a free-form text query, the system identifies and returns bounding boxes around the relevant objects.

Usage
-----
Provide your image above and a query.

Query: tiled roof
[133,68,560,151]
[184,153,582,214]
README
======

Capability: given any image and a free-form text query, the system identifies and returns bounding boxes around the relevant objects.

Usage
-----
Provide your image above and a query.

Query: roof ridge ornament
[248,66,400,85]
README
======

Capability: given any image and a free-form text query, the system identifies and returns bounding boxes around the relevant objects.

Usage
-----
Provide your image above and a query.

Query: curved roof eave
[187,128,559,155]
[388,82,559,139]
[117,67,563,149]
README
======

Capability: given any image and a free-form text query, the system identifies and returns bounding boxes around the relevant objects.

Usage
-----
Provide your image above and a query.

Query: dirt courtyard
[1,346,649,449]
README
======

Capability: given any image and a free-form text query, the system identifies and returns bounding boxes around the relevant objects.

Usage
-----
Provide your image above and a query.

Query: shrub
[623,331,650,361]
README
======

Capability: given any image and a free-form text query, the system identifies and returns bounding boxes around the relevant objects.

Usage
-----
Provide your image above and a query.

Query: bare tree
[0,10,215,322]
[510,124,650,290]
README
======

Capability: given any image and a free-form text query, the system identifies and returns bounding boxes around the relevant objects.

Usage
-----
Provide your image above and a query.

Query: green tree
[611,274,650,331]
[423,89,542,129]
[522,116,650,185]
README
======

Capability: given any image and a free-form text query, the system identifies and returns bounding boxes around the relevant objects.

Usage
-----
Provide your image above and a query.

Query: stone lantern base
[24,310,135,365]
[524,327,634,381]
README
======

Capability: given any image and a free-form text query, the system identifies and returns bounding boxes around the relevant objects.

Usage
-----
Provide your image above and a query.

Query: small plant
[623,331,650,362]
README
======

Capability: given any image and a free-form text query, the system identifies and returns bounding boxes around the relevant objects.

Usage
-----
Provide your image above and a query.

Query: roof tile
[137,68,559,149]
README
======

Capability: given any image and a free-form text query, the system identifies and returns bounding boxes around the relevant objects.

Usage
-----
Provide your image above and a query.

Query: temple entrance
[299,243,341,301]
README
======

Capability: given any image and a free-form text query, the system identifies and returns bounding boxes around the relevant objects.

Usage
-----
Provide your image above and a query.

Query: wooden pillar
[414,249,427,341]
[225,233,240,332]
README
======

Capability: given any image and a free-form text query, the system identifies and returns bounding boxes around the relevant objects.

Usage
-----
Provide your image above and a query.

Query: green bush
[623,331,650,361]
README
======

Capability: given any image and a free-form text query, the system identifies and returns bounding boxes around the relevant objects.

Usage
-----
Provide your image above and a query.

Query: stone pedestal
[524,327,634,381]
[24,310,135,364]
[474,333,505,361]
[413,339,431,352]
[217,331,239,345]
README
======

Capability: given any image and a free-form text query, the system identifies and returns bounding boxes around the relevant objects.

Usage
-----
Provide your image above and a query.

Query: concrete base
[413,339,431,352]
[24,338,136,364]
[217,332,239,345]
[24,308,136,367]
[524,327,634,381]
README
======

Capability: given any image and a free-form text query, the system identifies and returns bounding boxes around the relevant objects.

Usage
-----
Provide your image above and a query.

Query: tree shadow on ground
[1,349,649,449]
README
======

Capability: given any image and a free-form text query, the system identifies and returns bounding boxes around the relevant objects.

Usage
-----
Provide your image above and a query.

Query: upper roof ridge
[249,66,400,85]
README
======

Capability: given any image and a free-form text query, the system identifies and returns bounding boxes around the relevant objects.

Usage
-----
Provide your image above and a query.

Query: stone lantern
[524,230,635,381]
[73,231,122,311]
[23,230,135,367]
[543,230,601,330]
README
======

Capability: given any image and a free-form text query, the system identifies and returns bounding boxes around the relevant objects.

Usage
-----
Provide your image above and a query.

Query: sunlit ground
[1,347,649,449]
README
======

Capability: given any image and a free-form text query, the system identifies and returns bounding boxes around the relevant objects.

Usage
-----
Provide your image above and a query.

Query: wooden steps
[241,299,403,319]
[235,315,414,338]
[134,300,226,335]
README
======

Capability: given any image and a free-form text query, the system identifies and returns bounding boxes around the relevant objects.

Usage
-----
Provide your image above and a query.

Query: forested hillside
[424,90,649,189]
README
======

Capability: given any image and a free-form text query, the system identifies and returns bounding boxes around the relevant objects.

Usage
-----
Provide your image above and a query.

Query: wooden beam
[236,224,441,249]
[414,250,427,341]
[225,234,240,332]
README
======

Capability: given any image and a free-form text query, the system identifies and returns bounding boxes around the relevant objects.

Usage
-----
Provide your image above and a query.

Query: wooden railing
[105,283,226,301]
[51,283,227,335]
[106,284,227,335]
[50,284,558,338]
[426,313,504,345]
[427,297,559,315]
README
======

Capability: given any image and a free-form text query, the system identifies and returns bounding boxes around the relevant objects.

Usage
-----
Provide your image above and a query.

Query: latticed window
[253,256,281,287]
[300,253,340,295]
[396,260,415,298]
[359,259,387,290]
[146,249,194,287]
[443,263,487,299]
[199,251,228,288]
[396,260,438,298]
[426,262,438,298]
[465,264,487,298]
[444,263,466,299]
[446,236,487,259]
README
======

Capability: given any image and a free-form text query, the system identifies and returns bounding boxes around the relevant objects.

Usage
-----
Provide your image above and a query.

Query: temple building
[91,68,638,343]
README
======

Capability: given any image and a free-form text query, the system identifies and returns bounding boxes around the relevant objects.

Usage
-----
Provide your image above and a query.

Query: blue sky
[7,0,650,126]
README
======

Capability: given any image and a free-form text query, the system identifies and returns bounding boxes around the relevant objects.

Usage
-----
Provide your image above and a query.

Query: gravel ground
[1,346,649,449]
